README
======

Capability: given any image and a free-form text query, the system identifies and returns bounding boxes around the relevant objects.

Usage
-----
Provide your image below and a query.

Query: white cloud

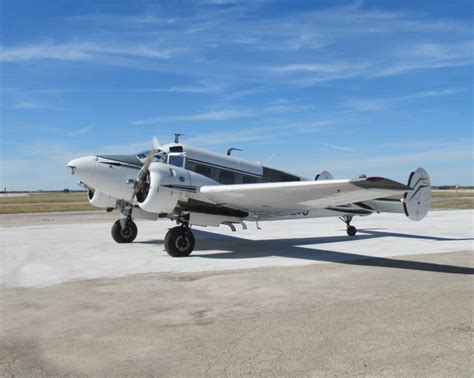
[67,124,94,136]
[0,41,173,63]
[342,88,464,113]
[13,101,49,110]
[132,109,255,125]
[321,143,354,152]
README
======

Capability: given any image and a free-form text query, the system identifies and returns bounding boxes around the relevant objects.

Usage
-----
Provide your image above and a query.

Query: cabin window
[168,154,185,168]
[262,167,300,182]
[219,170,235,185]
[243,175,258,184]
[195,164,212,179]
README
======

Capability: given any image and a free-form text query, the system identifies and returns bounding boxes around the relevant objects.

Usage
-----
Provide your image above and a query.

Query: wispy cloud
[0,41,174,63]
[132,100,317,125]
[164,82,224,94]
[7,83,223,95]
[342,88,464,112]
[272,41,473,84]
[13,101,49,110]
[133,109,255,125]
[185,121,327,147]
[67,124,94,136]
[321,143,354,152]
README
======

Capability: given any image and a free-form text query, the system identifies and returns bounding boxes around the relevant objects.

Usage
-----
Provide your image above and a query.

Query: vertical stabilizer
[403,168,431,221]
[315,171,333,181]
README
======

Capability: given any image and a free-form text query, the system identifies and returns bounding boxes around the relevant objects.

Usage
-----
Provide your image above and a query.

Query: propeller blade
[152,136,161,150]
[130,138,159,203]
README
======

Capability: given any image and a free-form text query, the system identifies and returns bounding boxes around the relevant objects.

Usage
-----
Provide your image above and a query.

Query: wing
[199,177,410,217]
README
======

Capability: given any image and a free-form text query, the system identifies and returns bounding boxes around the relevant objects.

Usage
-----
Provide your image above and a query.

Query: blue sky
[0,0,472,190]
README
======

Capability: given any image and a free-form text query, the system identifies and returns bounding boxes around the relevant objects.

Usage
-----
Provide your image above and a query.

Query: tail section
[362,167,431,221]
[403,167,431,221]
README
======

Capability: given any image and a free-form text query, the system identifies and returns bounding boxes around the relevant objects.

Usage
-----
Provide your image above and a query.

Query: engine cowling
[137,163,191,214]
[88,188,117,209]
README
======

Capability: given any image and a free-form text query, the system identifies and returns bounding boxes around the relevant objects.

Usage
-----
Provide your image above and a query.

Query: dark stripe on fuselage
[184,199,249,218]
[98,160,141,170]
[97,155,142,166]
[161,184,197,193]
[186,158,263,178]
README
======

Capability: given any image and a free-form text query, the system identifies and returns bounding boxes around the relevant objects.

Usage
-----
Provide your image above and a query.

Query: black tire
[347,225,357,237]
[164,226,195,257]
[111,219,138,243]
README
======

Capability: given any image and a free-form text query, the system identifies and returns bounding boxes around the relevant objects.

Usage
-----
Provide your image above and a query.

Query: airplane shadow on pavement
[189,229,474,275]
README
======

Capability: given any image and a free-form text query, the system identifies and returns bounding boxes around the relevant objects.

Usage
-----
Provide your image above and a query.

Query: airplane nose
[67,156,96,182]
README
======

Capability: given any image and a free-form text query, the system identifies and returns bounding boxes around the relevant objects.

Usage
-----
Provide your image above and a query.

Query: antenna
[263,152,276,165]
[174,133,184,143]
[227,147,243,156]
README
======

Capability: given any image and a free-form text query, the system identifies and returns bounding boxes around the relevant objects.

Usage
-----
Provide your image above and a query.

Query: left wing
[199,177,410,217]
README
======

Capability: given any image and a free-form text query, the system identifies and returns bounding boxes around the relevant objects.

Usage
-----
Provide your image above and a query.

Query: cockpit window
[136,150,150,160]
[136,149,167,162]
[168,154,185,167]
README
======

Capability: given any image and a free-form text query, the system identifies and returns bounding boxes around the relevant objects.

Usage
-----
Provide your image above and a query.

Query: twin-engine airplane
[67,135,431,257]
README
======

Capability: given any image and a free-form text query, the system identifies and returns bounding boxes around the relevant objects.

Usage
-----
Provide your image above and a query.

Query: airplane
[67,135,431,257]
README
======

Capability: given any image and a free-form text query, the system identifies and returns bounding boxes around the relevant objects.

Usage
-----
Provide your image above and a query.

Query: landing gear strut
[164,225,195,257]
[111,218,138,243]
[340,216,357,237]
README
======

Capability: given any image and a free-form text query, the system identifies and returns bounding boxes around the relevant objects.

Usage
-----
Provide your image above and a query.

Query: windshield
[136,149,167,162]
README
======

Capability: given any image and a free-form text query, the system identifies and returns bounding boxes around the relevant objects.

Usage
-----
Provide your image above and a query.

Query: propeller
[131,137,162,203]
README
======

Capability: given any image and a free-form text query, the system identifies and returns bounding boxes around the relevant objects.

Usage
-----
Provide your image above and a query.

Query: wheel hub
[175,233,190,251]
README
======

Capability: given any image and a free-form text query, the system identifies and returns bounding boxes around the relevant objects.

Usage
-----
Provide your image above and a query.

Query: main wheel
[111,219,138,243]
[347,225,357,237]
[164,226,195,257]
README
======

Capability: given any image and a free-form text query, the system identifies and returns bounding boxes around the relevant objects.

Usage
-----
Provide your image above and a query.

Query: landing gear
[340,216,357,237]
[164,225,195,257]
[347,225,357,237]
[111,218,138,243]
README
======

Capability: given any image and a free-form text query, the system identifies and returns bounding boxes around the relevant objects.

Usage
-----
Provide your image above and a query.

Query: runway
[1,210,472,287]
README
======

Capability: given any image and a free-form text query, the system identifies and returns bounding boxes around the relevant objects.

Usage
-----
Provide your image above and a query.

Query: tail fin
[315,170,333,181]
[403,168,431,221]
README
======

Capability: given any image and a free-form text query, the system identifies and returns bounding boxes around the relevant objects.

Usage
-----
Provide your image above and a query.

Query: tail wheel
[164,226,195,257]
[111,219,138,243]
[347,225,357,237]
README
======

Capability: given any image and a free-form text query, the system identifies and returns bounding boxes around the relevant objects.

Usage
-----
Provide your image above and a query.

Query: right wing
[199,177,410,217]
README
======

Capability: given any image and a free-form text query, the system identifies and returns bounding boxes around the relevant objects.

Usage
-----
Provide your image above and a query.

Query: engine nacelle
[137,163,192,214]
[88,188,117,209]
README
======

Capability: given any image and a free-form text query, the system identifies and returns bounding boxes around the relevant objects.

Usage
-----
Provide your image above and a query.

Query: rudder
[403,167,431,221]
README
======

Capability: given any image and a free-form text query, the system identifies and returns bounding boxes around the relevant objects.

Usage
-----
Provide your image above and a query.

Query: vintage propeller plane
[67,135,431,257]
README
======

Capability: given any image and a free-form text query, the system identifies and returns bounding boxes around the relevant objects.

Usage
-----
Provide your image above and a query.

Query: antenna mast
[174,133,184,143]
[227,147,243,156]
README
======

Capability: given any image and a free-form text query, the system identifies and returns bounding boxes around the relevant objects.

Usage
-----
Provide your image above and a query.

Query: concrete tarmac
[0,210,473,376]
[0,210,472,287]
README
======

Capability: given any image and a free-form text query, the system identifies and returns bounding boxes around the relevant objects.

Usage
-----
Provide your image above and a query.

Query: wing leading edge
[199,177,410,217]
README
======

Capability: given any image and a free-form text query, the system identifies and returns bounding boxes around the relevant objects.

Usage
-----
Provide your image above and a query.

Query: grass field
[430,190,474,210]
[0,190,472,214]
[0,192,98,214]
